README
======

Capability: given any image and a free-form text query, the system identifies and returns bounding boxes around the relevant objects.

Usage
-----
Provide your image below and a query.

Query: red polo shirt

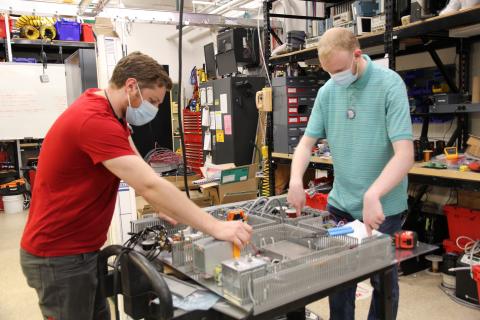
[21,88,135,257]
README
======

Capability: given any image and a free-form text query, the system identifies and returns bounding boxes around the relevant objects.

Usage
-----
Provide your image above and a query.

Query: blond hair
[317,28,360,60]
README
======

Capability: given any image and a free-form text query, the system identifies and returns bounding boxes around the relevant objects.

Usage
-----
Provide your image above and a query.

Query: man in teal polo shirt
[287,28,414,319]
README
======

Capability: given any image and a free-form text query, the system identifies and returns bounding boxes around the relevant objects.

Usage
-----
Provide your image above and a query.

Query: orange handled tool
[226,209,247,258]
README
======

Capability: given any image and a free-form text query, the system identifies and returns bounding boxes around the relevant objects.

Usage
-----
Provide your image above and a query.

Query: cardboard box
[466,135,480,158]
[93,17,119,37]
[457,190,480,210]
[200,164,258,205]
[163,174,201,190]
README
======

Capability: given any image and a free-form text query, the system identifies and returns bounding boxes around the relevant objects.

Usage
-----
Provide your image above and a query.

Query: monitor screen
[204,43,217,79]
[216,50,237,76]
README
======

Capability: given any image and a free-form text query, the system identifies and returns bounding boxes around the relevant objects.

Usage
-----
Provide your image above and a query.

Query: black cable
[177,0,190,198]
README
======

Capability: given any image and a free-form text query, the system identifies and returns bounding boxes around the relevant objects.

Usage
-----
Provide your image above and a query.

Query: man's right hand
[210,220,253,248]
[287,180,306,216]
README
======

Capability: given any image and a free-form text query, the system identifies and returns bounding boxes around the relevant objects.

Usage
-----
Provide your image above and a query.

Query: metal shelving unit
[262,1,480,196]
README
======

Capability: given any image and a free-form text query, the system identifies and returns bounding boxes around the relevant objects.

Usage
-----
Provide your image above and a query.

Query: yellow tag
[216,130,225,143]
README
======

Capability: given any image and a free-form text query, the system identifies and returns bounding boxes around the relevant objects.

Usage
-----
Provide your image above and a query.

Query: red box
[443,239,461,254]
[444,205,480,240]
[443,205,480,252]
[81,23,95,42]
[306,192,328,211]
[473,265,480,304]
[0,17,13,39]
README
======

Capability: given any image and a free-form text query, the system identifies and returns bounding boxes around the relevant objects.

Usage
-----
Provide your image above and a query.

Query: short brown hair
[317,28,360,61]
[110,51,173,90]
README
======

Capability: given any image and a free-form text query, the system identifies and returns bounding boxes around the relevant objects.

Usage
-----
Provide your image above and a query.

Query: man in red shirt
[20,52,252,320]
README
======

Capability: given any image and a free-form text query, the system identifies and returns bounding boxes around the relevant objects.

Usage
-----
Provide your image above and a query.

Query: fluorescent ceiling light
[223,10,245,18]
[240,0,261,9]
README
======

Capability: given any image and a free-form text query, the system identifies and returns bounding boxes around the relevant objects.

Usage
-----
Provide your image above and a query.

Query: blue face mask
[125,82,158,126]
[329,57,358,87]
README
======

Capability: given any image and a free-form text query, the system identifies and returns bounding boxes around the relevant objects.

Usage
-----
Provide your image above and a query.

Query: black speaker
[131,65,173,158]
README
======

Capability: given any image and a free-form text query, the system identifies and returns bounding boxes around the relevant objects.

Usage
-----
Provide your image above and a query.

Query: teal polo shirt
[305,55,413,219]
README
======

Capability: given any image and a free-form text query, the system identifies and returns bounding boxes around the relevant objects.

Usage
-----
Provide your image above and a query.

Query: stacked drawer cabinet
[273,75,328,154]
[182,110,204,174]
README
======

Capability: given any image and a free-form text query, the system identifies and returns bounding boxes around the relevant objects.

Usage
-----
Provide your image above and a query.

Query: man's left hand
[362,191,385,236]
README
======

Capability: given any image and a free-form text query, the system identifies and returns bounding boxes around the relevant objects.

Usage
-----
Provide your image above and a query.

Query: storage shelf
[0,38,95,48]
[269,5,480,66]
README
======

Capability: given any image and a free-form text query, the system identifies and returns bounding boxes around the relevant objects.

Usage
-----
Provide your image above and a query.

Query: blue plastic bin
[55,19,81,41]
[13,57,37,63]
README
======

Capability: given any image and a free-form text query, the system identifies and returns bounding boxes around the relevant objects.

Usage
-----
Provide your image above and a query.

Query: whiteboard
[0,63,68,139]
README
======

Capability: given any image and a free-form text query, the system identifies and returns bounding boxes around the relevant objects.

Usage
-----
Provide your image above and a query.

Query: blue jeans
[327,205,401,320]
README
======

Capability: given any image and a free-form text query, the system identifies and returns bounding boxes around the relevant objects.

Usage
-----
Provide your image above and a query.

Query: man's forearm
[366,149,413,199]
[290,143,312,186]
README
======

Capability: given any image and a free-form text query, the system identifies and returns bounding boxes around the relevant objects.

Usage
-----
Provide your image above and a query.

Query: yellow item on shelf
[21,26,40,40]
[260,145,271,196]
[40,25,56,40]
[16,16,55,29]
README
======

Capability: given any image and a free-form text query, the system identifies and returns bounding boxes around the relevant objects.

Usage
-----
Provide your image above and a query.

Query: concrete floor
[1,211,479,320]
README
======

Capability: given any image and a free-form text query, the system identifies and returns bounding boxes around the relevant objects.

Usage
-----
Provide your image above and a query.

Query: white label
[223,174,235,183]
[289,108,297,113]
[289,118,298,123]
[200,88,207,105]
[201,106,210,127]
[207,86,214,105]
[209,111,216,130]
[220,93,228,113]
[287,88,297,93]
[300,116,308,122]
[215,111,223,130]
[203,131,211,151]
[288,98,298,104]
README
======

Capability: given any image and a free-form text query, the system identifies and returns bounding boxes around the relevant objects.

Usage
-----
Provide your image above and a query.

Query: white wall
[121,22,217,100]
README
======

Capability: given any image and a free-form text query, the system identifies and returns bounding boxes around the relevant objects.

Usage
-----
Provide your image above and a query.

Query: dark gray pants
[20,249,110,320]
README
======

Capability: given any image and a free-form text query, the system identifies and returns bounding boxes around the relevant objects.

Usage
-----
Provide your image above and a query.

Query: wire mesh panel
[131,217,187,236]
[251,235,393,314]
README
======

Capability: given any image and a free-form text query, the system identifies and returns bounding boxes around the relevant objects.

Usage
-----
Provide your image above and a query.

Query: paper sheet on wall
[200,88,207,106]
[206,86,214,105]
[209,111,216,130]
[224,115,232,135]
[220,93,228,113]
[216,130,225,143]
[201,106,210,127]
[215,111,223,130]
[203,131,212,151]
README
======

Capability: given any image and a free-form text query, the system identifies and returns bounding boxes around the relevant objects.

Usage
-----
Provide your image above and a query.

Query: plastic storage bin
[0,16,13,39]
[81,23,95,42]
[55,19,81,41]
[443,205,480,253]
[3,194,24,214]
[13,57,37,63]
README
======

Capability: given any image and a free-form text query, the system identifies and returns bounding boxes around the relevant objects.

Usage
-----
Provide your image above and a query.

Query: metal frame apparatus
[263,2,480,195]
[160,195,394,316]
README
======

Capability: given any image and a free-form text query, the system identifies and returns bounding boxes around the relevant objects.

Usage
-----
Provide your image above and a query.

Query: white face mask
[329,56,359,87]
[125,82,158,126]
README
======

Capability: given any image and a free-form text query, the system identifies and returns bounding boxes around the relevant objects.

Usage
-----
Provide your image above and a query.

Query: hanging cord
[177,0,190,198]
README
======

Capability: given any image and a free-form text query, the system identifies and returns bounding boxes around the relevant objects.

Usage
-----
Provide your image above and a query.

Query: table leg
[378,267,393,320]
